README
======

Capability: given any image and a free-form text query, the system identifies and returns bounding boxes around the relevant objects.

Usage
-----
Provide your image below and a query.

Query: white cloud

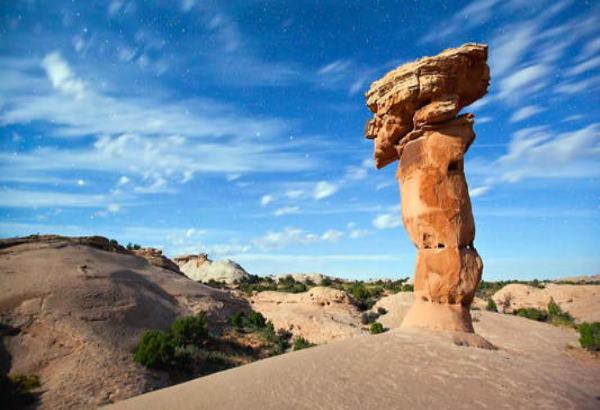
[108,0,125,16]
[474,123,600,194]
[372,213,402,229]
[321,229,343,242]
[490,23,537,76]
[313,181,338,200]
[349,229,369,239]
[577,37,600,61]
[76,179,85,186]
[117,176,130,186]
[180,0,196,12]
[41,52,86,99]
[274,206,300,216]
[499,64,551,101]
[253,227,347,250]
[498,123,600,182]
[260,194,274,207]
[185,228,196,238]
[3,54,290,141]
[510,105,545,123]
[254,227,319,250]
[344,165,368,181]
[318,60,351,75]
[106,203,121,213]
[555,76,600,95]
[285,189,304,199]
[469,185,492,198]
[422,0,501,43]
[0,189,110,208]
[567,56,600,77]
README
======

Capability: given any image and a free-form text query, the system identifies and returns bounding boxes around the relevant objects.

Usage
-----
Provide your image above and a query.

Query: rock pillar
[364,44,490,334]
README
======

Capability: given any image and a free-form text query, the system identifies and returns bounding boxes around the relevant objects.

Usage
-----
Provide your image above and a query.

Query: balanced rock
[364,44,489,335]
[365,43,489,168]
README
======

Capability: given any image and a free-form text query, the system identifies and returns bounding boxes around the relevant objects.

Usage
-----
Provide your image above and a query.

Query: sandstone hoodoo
[364,44,490,335]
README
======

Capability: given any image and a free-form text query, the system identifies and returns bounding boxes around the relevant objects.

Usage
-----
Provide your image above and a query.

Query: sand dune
[110,311,600,409]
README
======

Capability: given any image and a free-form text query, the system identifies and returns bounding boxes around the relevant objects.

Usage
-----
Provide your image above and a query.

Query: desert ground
[111,311,600,410]
[1,235,599,409]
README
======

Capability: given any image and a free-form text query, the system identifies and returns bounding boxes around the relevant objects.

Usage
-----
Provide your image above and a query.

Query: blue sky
[0,0,599,280]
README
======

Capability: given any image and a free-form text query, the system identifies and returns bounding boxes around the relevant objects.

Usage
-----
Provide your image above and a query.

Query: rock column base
[401,295,474,333]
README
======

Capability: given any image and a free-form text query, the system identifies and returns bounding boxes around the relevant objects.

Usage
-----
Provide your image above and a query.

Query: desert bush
[486,299,498,312]
[349,283,370,300]
[126,242,142,250]
[260,324,292,354]
[370,322,385,334]
[170,315,209,346]
[547,298,574,326]
[228,310,268,330]
[1,374,40,407]
[320,277,332,287]
[133,330,176,369]
[293,336,316,351]
[247,311,267,328]
[377,307,388,315]
[228,312,245,328]
[361,311,379,325]
[514,307,548,322]
[577,322,600,351]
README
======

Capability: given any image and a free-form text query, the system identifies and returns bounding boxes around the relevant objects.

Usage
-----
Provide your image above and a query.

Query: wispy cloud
[510,105,545,123]
[274,206,300,216]
[313,181,338,200]
[470,123,600,196]
[253,226,346,251]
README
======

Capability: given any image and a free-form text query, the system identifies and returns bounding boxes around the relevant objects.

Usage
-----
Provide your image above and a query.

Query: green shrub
[1,374,40,407]
[349,283,370,300]
[486,299,498,312]
[401,284,414,292]
[377,307,388,315]
[133,330,176,369]
[293,336,316,351]
[247,311,267,328]
[170,315,209,346]
[370,322,385,334]
[547,298,574,326]
[320,277,332,287]
[8,374,40,393]
[259,323,291,355]
[361,311,379,325]
[515,307,548,322]
[577,322,600,351]
[228,312,245,328]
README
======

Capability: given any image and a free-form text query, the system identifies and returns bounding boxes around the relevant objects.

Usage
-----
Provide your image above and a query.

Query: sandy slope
[0,236,247,408]
[250,287,366,343]
[111,310,600,410]
[493,283,600,322]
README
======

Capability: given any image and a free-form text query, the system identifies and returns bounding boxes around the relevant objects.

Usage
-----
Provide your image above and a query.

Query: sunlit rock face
[365,43,490,334]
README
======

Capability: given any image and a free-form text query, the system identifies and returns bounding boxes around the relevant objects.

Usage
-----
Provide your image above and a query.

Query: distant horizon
[1,0,599,282]
[1,231,598,282]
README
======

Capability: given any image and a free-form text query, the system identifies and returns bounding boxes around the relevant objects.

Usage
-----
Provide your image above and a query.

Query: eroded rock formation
[174,253,249,284]
[364,44,490,334]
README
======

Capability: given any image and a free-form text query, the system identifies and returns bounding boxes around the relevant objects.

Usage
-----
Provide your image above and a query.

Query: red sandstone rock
[365,43,489,168]
[364,44,490,336]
